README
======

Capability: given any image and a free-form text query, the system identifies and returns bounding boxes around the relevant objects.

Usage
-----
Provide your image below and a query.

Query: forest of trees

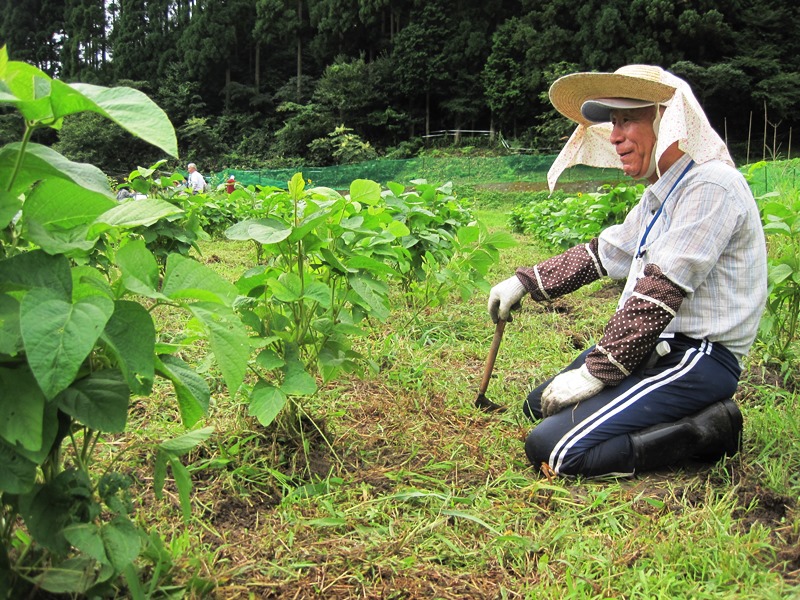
[1,0,798,174]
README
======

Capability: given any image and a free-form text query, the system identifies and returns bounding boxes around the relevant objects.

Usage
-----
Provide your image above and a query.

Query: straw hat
[545,64,734,191]
[549,65,677,126]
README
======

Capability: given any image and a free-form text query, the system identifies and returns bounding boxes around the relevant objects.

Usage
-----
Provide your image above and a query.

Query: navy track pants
[523,334,741,477]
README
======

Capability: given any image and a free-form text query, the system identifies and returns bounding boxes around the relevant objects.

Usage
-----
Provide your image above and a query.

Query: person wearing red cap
[226,176,236,194]
[488,65,767,478]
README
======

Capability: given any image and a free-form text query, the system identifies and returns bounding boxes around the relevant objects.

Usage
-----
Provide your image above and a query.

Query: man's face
[188,165,196,173]
[609,106,657,180]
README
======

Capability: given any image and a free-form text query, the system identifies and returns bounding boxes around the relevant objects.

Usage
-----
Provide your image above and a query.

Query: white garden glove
[541,364,605,417]
[488,276,527,323]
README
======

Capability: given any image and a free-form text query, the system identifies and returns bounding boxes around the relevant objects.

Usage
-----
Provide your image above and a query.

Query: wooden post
[763,101,767,161]
[747,111,752,164]
[773,121,778,159]
[724,117,728,148]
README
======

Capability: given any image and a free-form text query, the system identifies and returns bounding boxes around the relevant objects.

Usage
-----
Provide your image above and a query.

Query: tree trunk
[254,42,260,93]
[225,66,231,110]
[296,0,302,101]
[425,91,430,137]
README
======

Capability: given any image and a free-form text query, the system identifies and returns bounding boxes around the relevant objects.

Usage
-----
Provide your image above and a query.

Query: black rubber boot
[630,398,743,474]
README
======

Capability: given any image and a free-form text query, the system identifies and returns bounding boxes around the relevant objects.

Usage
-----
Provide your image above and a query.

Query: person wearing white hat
[487,65,767,477]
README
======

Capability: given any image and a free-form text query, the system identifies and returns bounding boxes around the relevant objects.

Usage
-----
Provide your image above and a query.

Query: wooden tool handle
[479,319,506,395]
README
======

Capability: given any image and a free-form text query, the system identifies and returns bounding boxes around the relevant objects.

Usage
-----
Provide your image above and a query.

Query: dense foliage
[508,183,644,249]
[0,49,518,595]
[0,0,797,172]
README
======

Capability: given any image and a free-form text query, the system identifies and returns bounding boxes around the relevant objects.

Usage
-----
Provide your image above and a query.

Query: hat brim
[581,98,657,124]
[549,72,676,126]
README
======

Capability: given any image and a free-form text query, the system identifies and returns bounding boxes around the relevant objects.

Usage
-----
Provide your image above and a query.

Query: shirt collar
[647,153,694,205]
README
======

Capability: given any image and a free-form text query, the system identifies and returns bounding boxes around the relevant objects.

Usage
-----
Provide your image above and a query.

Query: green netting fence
[210,155,625,190]
[210,156,800,195]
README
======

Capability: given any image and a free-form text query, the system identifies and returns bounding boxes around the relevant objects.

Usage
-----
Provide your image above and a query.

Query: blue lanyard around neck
[636,159,695,259]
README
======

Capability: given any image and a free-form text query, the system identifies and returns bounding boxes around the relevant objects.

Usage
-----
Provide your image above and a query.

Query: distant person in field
[187,162,207,194]
[487,65,767,477]
[226,175,236,194]
[116,186,134,201]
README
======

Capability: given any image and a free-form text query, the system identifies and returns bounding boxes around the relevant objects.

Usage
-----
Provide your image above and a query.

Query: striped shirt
[598,154,767,362]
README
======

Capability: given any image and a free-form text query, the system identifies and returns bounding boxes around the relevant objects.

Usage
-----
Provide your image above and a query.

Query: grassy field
[124,195,800,599]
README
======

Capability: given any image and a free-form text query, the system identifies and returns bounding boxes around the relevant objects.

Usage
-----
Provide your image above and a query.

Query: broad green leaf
[162,254,238,305]
[189,303,249,397]
[100,300,155,395]
[386,181,405,196]
[153,449,168,499]
[20,469,93,555]
[20,289,114,399]
[288,172,305,198]
[255,348,285,371]
[347,274,390,320]
[63,523,106,564]
[303,280,332,308]
[169,455,193,523]
[0,249,71,297]
[56,369,130,432]
[0,366,48,451]
[154,355,210,428]
[100,516,142,571]
[93,197,183,231]
[35,557,96,594]
[24,219,96,255]
[345,256,400,278]
[281,346,317,396]
[71,266,114,302]
[159,426,214,455]
[762,221,791,236]
[115,239,161,298]
[128,160,167,180]
[0,142,111,197]
[0,60,58,123]
[23,178,116,230]
[0,438,38,494]
[288,209,331,242]
[387,220,410,237]
[768,263,793,285]
[0,190,21,228]
[269,272,303,302]
[349,179,382,206]
[318,248,352,275]
[484,231,517,249]
[55,82,178,157]
[0,293,21,355]
[248,381,287,427]
[457,225,480,245]
[224,218,292,245]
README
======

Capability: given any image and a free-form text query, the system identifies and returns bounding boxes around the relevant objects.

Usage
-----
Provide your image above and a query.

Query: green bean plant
[0,48,249,596]
[756,190,800,375]
[226,175,407,431]
[381,180,516,312]
[509,183,642,248]
[226,175,513,432]
[116,159,210,265]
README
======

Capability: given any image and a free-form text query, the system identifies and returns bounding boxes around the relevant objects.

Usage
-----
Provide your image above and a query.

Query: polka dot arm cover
[585,263,685,385]
[515,239,606,301]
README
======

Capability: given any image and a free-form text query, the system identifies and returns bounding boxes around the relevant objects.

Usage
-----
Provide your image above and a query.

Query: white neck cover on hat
[546,70,734,192]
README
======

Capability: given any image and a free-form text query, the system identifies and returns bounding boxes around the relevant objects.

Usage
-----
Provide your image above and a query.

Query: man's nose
[609,123,624,145]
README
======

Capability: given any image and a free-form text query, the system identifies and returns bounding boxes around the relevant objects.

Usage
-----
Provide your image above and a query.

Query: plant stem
[6,123,34,194]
